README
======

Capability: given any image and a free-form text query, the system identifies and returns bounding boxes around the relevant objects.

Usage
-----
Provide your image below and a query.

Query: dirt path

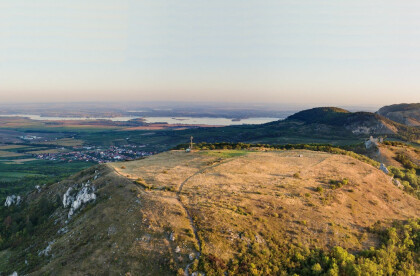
[176,158,237,276]
[109,158,238,276]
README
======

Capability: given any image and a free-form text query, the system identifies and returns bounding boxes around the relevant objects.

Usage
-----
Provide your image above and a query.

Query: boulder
[380,163,389,174]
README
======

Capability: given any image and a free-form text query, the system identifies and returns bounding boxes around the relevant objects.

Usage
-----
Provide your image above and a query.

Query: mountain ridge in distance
[377,103,420,126]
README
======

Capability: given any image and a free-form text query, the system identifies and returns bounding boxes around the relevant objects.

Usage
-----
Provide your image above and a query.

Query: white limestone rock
[4,195,21,207]
[57,227,68,235]
[380,163,389,174]
[62,187,74,208]
[393,178,403,188]
[62,184,96,219]
[255,234,265,244]
[38,240,54,257]
[108,225,117,236]
[5,196,14,207]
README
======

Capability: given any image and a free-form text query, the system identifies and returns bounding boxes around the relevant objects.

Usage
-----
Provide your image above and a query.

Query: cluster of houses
[33,145,154,163]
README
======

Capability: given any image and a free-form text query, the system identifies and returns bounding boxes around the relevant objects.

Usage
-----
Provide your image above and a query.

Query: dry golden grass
[25,149,420,275]
[377,143,420,168]
[110,149,420,262]
[0,158,37,164]
[0,145,28,150]
[0,150,24,158]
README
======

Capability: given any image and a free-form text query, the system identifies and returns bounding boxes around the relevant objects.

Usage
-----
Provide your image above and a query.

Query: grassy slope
[377,103,420,126]
[113,150,419,273]
[374,143,420,168]
[1,149,419,275]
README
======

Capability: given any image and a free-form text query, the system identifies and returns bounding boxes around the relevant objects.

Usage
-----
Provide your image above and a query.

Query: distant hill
[285,107,397,134]
[105,106,420,150]
[1,149,419,275]
[260,107,420,142]
[377,103,420,126]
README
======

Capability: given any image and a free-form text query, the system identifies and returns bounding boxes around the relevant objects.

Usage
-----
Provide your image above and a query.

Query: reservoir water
[0,114,280,126]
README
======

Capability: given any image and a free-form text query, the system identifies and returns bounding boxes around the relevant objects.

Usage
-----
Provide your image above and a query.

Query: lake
[0,114,281,126]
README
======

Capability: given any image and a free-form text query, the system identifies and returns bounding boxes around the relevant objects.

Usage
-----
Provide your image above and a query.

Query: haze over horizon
[1,1,420,105]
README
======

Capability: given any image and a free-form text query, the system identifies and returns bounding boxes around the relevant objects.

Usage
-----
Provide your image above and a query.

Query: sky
[0,1,420,106]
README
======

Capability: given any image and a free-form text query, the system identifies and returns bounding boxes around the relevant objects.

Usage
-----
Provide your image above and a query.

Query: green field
[201,149,248,158]
[0,160,92,202]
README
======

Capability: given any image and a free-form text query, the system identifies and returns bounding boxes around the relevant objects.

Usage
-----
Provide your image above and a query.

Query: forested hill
[116,107,420,149]
[263,107,420,142]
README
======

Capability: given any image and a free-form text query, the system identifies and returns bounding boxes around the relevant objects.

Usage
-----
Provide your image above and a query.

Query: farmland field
[0,159,92,202]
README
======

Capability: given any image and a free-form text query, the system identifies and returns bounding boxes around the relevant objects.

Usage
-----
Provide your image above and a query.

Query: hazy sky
[1,1,419,105]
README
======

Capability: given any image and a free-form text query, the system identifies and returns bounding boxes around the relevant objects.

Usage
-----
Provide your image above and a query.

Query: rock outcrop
[380,163,389,174]
[62,184,96,219]
[4,195,22,207]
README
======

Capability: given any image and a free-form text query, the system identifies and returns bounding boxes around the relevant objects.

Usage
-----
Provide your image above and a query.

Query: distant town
[32,144,154,163]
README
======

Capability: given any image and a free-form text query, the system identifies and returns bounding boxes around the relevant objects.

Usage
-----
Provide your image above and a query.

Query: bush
[203,219,420,276]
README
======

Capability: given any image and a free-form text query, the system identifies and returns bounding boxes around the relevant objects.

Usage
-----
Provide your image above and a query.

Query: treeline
[394,124,420,142]
[383,141,407,147]
[174,142,380,168]
[395,153,419,170]
[195,219,420,275]
[0,195,60,250]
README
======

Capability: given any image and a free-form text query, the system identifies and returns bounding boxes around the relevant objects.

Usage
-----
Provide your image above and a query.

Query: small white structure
[186,136,193,152]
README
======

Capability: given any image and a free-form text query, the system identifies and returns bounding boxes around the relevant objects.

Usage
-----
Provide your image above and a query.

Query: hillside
[166,107,420,148]
[377,103,420,126]
[285,107,398,135]
[281,107,420,142]
[1,149,419,275]
[374,142,420,169]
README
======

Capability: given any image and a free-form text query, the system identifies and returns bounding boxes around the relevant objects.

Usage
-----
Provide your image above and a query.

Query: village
[33,144,154,163]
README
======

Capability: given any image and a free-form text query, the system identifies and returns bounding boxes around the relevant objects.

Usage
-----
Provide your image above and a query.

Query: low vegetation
[198,219,420,275]
[0,160,92,202]
[388,166,420,199]
[175,142,380,168]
